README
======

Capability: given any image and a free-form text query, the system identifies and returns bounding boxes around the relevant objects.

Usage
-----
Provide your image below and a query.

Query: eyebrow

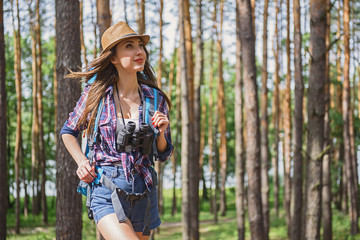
[123,40,143,45]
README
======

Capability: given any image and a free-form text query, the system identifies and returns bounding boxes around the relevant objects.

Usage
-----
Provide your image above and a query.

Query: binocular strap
[99,173,151,236]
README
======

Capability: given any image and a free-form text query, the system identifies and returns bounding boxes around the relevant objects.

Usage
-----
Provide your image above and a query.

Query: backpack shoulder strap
[144,88,158,124]
[86,97,105,162]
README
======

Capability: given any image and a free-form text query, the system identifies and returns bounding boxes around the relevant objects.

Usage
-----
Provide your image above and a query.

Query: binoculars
[116,121,154,155]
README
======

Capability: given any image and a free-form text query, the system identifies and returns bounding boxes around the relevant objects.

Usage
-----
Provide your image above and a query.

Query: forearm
[62,133,87,166]
[156,131,168,153]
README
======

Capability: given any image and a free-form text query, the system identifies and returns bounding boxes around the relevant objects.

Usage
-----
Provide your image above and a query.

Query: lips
[135,59,144,63]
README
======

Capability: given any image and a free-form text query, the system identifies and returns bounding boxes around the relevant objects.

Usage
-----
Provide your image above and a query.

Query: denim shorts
[90,165,161,232]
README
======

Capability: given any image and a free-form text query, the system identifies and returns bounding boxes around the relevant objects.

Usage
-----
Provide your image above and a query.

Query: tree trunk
[179,0,195,238]
[322,1,332,239]
[156,0,163,88]
[251,0,255,40]
[209,0,217,221]
[91,0,98,58]
[194,0,204,206]
[97,0,111,50]
[304,0,326,239]
[342,0,358,234]
[27,0,40,216]
[335,0,346,213]
[260,0,269,238]
[123,0,128,24]
[140,0,145,34]
[21,148,28,218]
[0,0,8,238]
[290,1,304,240]
[134,0,145,35]
[35,0,47,224]
[237,0,265,239]
[272,0,281,218]
[284,0,292,237]
[155,0,165,220]
[183,0,198,238]
[80,0,88,67]
[172,49,181,216]
[235,2,246,239]
[11,0,22,233]
[341,161,348,213]
[216,0,227,217]
[55,0,82,239]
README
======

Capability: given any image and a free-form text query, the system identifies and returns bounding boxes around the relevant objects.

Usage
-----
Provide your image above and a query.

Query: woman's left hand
[152,111,170,134]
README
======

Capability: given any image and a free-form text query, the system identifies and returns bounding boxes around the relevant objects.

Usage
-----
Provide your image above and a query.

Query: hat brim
[101,34,150,54]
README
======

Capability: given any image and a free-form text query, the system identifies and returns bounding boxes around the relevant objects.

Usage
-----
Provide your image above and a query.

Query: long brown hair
[66,45,172,137]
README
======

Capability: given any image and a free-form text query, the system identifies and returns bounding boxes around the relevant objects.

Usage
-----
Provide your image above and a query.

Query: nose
[136,45,144,55]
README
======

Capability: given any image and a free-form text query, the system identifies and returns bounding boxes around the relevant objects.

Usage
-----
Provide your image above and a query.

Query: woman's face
[111,37,146,73]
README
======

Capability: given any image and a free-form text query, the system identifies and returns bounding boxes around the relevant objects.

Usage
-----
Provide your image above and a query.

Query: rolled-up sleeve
[60,86,90,137]
[157,94,174,162]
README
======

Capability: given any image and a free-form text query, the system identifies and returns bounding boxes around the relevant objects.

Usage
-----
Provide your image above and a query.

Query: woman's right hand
[76,159,97,183]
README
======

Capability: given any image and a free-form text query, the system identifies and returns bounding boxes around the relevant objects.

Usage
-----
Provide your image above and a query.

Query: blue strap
[145,96,150,124]
[154,88,158,111]
[88,73,97,84]
[93,98,104,143]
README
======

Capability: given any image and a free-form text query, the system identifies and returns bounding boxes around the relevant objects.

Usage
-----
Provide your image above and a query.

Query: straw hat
[101,21,150,54]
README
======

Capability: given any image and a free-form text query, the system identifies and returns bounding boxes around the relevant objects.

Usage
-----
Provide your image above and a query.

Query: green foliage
[5,31,56,196]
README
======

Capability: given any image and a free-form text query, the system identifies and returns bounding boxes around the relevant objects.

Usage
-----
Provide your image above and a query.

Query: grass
[6,188,360,239]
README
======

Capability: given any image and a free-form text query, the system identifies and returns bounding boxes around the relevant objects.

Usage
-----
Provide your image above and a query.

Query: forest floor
[6,188,360,239]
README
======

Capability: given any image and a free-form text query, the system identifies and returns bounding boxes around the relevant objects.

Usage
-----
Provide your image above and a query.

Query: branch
[303,144,332,163]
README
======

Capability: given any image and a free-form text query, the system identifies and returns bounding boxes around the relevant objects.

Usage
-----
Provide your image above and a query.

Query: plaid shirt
[61,83,173,190]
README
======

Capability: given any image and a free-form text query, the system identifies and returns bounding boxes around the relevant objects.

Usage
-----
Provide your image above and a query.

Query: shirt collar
[140,83,155,99]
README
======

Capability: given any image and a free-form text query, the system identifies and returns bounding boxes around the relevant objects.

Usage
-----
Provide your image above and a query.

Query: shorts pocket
[100,165,119,179]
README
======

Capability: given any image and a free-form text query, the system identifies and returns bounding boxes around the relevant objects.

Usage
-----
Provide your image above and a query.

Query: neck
[116,72,139,97]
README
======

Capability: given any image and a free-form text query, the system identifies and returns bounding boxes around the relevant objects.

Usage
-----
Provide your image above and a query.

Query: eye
[139,43,144,48]
[125,43,132,48]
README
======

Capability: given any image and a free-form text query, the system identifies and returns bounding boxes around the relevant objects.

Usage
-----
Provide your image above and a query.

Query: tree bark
[194,0,204,212]
[208,0,217,221]
[155,0,165,220]
[27,0,40,216]
[80,0,88,67]
[272,0,281,217]
[55,0,82,239]
[322,1,332,238]
[235,2,246,239]
[260,0,269,238]
[0,0,8,238]
[11,0,22,233]
[290,1,304,240]
[237,0,265,239]
[304,0,326,239]
[35,0,47,224]
[123,0,128,24]
[183,0,198,238]
[134,0,145,35]
[179,0,195,238]
[284,0,292,237]
[140,0,145,34]
[342,0,358,234]
[91,0,98,58]
[156,0,163,88]
[97,0,111,50]
[172,48,181,217]
[335,0,346,213]
[216,0,227,217]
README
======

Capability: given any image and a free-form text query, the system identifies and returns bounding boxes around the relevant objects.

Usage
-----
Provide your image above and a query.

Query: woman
[60,21,173,240]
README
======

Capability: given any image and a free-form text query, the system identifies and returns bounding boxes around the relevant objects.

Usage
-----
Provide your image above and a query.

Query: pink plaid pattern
[65,83,173,190]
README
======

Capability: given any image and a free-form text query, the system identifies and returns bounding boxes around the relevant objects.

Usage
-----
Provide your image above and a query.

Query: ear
[110,56,118,65]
